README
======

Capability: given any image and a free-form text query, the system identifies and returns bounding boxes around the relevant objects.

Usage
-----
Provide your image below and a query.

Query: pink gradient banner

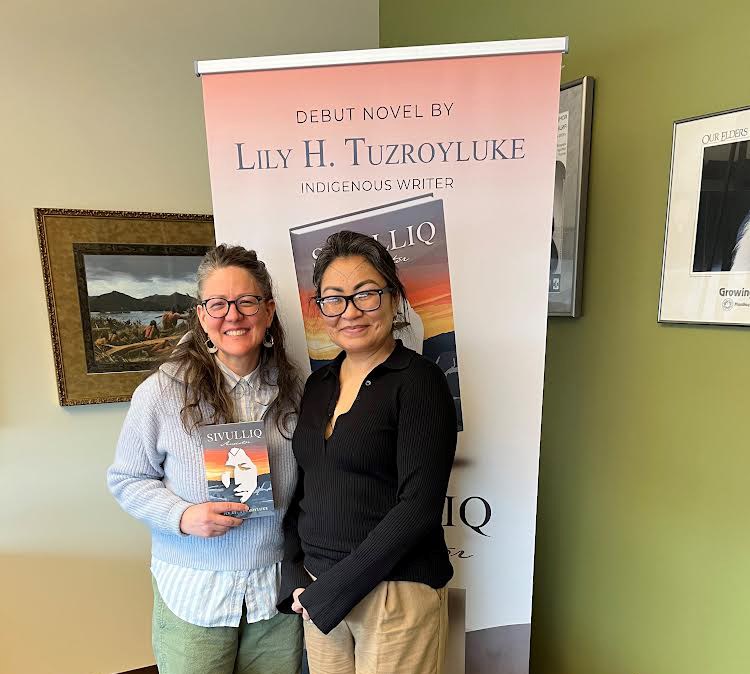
[201,46,561,674]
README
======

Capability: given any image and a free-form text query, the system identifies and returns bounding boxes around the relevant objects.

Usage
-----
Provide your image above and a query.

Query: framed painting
[548,76,595,317]
[659,105,750,325]
[36,208,214,405]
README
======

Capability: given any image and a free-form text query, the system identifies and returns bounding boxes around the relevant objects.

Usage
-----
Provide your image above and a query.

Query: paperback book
[289,193,463,429]
[201,421,275,518]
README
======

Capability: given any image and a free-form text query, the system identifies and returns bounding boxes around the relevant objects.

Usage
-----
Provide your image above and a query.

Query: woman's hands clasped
[179,502,249,537]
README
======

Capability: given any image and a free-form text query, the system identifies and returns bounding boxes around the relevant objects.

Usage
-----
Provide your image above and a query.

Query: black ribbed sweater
[278,340,457,634]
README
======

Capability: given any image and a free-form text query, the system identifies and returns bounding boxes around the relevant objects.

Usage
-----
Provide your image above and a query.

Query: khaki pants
[303,581,448,674]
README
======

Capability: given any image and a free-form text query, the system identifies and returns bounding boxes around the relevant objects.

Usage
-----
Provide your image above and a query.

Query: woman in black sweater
[279,231,457,674]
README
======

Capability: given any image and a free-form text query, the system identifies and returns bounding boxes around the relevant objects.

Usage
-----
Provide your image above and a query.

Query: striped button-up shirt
[151,358,280,627]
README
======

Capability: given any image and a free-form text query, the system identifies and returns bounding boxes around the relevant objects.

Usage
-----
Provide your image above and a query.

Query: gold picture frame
[36,208,215,405]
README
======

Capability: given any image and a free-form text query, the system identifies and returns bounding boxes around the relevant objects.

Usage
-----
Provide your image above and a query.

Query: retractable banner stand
[197,38,566,674]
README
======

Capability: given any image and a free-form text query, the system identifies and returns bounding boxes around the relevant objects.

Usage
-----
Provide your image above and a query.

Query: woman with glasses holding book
[108,245,303,674]
[279,231,457,674]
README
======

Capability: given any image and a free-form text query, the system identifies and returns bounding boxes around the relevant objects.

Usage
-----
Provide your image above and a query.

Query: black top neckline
[320,338,413,380]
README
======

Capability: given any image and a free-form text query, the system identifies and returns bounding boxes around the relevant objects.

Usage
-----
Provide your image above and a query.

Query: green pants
[152,578,303,674]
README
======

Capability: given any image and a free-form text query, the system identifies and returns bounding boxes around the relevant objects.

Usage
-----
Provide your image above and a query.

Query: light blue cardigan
[107,361,298,571]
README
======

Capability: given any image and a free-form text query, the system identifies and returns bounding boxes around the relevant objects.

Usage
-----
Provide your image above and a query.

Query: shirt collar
[322,339,412,379]
[215,356,262,392]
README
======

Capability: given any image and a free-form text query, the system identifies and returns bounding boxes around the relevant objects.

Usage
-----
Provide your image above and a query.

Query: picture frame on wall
[658,105,750,326]
[36,208,215,405]
[548,76,594,317]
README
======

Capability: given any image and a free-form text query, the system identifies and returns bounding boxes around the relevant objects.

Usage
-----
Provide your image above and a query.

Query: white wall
[0,2,377,672]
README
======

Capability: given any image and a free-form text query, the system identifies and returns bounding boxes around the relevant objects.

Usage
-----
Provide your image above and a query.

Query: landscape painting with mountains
[73,245,208,373]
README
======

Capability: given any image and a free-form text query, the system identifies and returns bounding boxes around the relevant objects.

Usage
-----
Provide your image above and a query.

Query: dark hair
[163,244,300,437]
[312,230,409,331]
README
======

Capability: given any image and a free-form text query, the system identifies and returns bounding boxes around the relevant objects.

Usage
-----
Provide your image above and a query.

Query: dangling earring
[205,337,218,354]
[263,328,275,348]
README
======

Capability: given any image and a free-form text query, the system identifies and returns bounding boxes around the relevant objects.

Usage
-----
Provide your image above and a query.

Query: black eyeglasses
[315,287,392,317]
[201,294,267,318]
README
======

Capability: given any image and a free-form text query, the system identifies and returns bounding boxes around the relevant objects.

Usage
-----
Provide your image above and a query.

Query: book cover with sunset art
[201,421,275,519]
[289,194,463,429]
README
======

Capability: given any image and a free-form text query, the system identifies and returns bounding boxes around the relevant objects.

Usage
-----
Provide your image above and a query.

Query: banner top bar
[194,37,568,77]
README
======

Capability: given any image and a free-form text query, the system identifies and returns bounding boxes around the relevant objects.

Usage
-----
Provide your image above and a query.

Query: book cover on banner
[201,421,275,518]
[289,194,463,429]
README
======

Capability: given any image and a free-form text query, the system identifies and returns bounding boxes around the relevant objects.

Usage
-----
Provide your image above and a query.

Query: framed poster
[548,76,594,317]
[36,208,214,405]
[659,105,750,325]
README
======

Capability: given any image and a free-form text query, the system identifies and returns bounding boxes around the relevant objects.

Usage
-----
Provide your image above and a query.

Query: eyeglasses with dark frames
[315,287,393,317]
[201,294,267,319]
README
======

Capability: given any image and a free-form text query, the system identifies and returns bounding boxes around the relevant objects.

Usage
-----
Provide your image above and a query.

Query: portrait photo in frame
[36,208,215,405]
[548,76,594,317]
[658,105,750,326]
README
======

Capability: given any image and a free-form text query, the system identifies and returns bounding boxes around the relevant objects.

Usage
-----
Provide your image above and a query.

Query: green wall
[381,2,750,673]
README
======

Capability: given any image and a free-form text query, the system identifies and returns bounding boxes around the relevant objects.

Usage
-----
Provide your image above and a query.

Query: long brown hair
[163,245,300,437]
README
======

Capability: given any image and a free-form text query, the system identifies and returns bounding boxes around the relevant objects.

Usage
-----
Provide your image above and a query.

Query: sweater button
[365,380,371,386]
